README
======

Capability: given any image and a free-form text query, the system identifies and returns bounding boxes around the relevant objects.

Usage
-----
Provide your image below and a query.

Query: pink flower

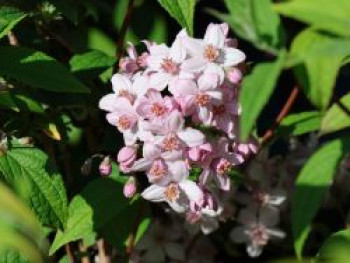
[230,206,285,257]
[136,89,177,120]
[141,178,203,213]
[123,176,137,198]
[187,143,213,167]
[233,137,259,156]
[147,30,188,91]
[101,97,140,145]
[200,137,244,191]
[227,67,242,85]
[182,23,245,75]
[170,72,223,124]
[117,146,137,173]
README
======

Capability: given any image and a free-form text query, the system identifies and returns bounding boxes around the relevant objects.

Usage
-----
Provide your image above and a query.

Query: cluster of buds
[99,23,256,230]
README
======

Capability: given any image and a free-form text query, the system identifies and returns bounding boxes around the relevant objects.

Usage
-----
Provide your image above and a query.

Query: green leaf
[50,178,131,255]
[0,46,89,93]
[292,138,350,259]
[277,111,321,136]
[216,0,284,53]
[0,143,68,229]
[316,229,350,263]
[274,0,350,37]
[0,91,19,112]
[0,182,44,263]
[239,50,286,141]
[291,29,349,110]
[322,93,350,134]
[69,50,116,77]
[88,28,116,56]
[157,0,195,35]
[0,6,26,40]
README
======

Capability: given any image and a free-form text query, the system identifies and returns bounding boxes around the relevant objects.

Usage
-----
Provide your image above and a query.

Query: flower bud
[117,146,137,173]
[123,176,136,198]
[227,68,242,85]
[99,156,112,177]
[81,158,92,176]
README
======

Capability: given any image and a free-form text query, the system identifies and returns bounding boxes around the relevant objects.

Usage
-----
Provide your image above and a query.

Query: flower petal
[221,47,246,67]
[179,179,203,203]
[141,184,165,202]
[178,128,205,147]
[111,73,132,93]
[204,23,225,48]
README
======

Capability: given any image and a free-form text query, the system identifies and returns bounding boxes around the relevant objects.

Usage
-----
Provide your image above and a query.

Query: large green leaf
[292,138,350,259]
[0,91,19,112]
[0,46,89,93]
[157,0,195,35]
[216,0,284,53]
[0,143,68,229]
[322,93,350,134]
[239,50,286,141]
[316,229,350,263]
[277,111,321,136]
[0,182,44,263]
[0,6,26,40]
[275,0,350,37]
[291,29,350,110]
[50,178,133,255]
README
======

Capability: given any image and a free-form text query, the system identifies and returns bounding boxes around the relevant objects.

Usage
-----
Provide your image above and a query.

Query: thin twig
[261,86,299,145]
[113,0,135,73]
[125,202,145,259]
[65,244,75,263]
[97,239,111,263]
[7,31,19,46]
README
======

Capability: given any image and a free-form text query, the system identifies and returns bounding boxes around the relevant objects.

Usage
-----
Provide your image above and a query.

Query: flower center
[248,224,269,246]
[162,135,180,151]
[149,160,167,182]
[151,102,167,117]
[195,93,210,106]
[117,115,132,130]
[216,158,231,175]
[204,44,219,62]
[161,58,179,74]
[164,183,180,202]
[213,104,226,116]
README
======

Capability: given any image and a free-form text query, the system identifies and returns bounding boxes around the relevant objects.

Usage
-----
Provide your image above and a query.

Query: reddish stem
[261,86,299,145]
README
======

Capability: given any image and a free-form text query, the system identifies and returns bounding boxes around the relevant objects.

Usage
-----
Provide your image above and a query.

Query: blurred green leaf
[70,50,116,76]
[157,0,195,35]
[0,182,44,263]
[292,138,350,259]
[50,178,131,255]
[88,28,116,56]
[0,46,89,93]
[0,6,26,40]
[322,93,350,134]
[0,90,19,112]
[0,142,68,229]
[277,111,321,136]
[275,0,350,37]
[216,0,284,53]
[239,50,286,141]
[316,229,350,263]
[291,29,349,110]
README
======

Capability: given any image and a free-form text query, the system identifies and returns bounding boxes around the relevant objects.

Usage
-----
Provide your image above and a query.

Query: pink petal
[141,184,165,202]
[99,93,118,112]
[111,73,132,93]
[150,72,171,91]
[183,37,205,57]
[221,47,246,67]
[178,128,205,147]
[179,179,203,203]
[204,23,225,48]
[181,57,207,73]
[214,173,230,191]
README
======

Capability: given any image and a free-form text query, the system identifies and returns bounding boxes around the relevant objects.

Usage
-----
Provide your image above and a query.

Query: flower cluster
[99,23,254,229]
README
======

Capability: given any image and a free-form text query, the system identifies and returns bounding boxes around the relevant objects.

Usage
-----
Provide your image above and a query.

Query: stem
[125,202,144,259]
[97,239,111,263]
[65,244,75,263]
[113,0,135,72]
[79,242,91,263]
[261,86,299,145]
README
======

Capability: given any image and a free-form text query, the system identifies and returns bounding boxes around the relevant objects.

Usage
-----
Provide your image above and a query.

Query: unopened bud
[227,68,242,85]
[123,176,136,198]
[81,158,92,176]
[99,156,112,177]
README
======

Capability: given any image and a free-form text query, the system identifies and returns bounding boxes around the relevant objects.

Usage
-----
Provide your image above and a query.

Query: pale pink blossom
[123,176,137,198]
[117,146,137,172]
[227,67,242,85]
[182,23,245,75]
[230,206,285,257]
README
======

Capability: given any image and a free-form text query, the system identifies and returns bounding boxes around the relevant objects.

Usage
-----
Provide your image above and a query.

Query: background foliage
[0,0,350,262]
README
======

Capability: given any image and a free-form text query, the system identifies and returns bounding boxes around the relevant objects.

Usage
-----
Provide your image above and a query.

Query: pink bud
[119,57,138,74]
[123,177,136,198]
[187,143,213,166]
[99,156,112,177]
[117,146,137,173]
[227,68,242,85]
